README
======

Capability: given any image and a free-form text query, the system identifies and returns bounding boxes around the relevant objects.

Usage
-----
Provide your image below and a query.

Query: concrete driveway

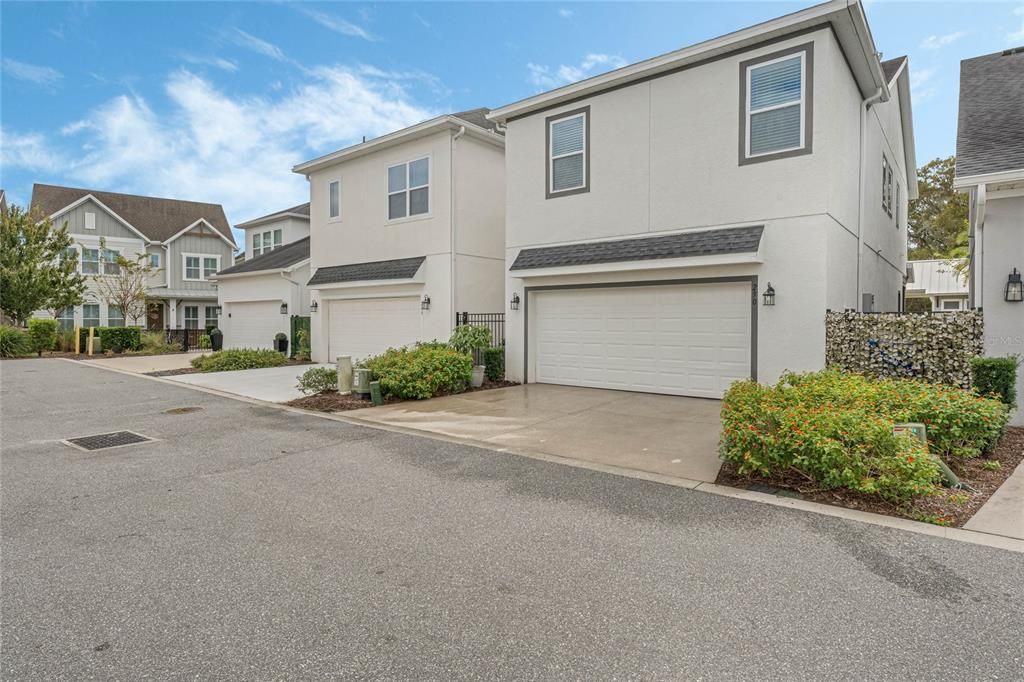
[80,351,206,374]
[348,384,724,483]
[164,363,332,402]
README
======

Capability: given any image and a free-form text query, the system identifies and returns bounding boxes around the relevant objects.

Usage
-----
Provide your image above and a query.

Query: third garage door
[327,297,421,361]
[532,282,752,398]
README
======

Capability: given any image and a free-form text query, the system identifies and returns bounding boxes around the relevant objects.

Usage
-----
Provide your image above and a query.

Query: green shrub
[448,325,491,355]
[484,346,505,382]
[27,319,59,356]
[78,326,142,353]
[364,345,473,400]
[191,348,287,372]
[971,356,1020,408]
[720,369,1010,502]
[198,334,211,350]
[295,329,311,361]
[137,331,180,355]
[297,366,338,395]
[0,326,28,358]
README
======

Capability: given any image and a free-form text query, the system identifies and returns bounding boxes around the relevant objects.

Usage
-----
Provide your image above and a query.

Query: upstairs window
[149,253,160,269]
[252,233,262,254]
[183,254,220,281]
[85,212,96,230]
[81,248,100,275]
[882,155,894,217]
[895,183,901,228]
[185,255,201,280]
[547,108,589,197]
[101,248,120,276]
[328,180,341,220]
[254,229,283,255]
[741,45,812,163]
[387,157,430,220]
[203,257,219,279]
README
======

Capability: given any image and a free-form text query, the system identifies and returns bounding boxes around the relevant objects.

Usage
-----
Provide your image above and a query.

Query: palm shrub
[27,319,59,357]
[0,325,28,358]
[364,345,473,399]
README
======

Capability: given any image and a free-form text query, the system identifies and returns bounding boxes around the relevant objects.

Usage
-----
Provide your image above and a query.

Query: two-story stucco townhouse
[29,184,236,331]
[213,202,311,349]
[954,47,1024,425]
[292,108,506,362]
[487,0,916,399]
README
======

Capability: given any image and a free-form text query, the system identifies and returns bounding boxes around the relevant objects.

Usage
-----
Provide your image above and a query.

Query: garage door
[227,301,287,349]
[532,282,752,398]
[327,297,421,361]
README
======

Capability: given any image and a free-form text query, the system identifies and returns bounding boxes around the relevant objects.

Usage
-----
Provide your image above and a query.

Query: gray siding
[167,227,235,292]
[56,198,140,240]
[146,245,166,289]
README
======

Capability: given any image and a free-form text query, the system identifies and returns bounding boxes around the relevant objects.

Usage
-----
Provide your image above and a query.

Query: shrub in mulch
[286,378,520,413]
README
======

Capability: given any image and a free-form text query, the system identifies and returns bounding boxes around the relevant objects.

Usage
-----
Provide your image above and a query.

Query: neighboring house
[29,184,236,331]
[292,108,505,362]
[954,46,1024,425]
[213,237,311,350]
[212,203,311,349]
[905,260,969,311]
[488,0,916,398]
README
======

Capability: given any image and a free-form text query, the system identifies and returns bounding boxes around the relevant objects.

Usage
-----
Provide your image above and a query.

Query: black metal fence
[165,327,206,352]
[455,312,505,347]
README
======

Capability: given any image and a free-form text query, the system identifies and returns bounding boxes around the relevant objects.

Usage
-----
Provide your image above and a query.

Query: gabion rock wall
[824,310,984,388]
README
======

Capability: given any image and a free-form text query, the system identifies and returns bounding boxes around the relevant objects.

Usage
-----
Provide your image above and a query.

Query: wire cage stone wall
[825,310,984,388]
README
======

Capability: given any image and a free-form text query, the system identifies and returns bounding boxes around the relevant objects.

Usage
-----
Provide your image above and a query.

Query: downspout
[857,87,885,310]
[450,125,466,326]
[280,270,301,312]
[974,183,987,309]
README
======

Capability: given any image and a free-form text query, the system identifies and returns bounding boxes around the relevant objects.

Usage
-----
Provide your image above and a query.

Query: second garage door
[227,301,287,349]
[327,296,421,361]
[532,282,752,399]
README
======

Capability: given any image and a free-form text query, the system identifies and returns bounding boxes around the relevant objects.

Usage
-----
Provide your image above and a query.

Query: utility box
[336,356,353,395]
[893,422,928,450]
[353,368,372,400]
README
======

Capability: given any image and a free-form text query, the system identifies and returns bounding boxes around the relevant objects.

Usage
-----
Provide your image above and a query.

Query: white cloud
[558,8,574,18]
[2,58,63,88]
[298,7,375,41]
[920,31,965,49]
[179,54,239,73]
[527,53,628,90]
[231,29,289,62]
[909,67,937,102]
[1009,4,1024,43]
[3,67,436,223]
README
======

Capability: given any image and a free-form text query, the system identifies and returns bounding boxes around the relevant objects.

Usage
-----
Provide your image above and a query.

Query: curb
[69,358,1024,554]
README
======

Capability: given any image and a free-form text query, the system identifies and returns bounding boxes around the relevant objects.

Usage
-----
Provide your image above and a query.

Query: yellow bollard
[74,325,81,355]
[87,327,95,356]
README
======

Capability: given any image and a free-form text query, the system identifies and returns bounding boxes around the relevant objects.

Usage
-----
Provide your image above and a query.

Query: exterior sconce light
[280,302,288,315]
[310,300,319,313]
[763,282,776,306]
[1006,269,1024,303]
[510,292,521,311]
[421,294,431,311]
[214,306,222,316]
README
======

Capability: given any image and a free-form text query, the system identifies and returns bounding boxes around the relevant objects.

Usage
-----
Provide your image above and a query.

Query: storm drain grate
[64,431,154,452]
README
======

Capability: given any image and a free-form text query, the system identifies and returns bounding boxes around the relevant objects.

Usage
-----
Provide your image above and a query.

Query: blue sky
[3,1,1023,241]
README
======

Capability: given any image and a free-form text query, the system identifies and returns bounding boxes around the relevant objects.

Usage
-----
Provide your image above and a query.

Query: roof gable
[30,183,235,246]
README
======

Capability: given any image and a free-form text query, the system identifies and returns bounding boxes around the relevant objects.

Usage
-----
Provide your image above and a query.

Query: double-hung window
[328,180,341,220]
[56,306,75,331]
[547,108,588,196]
[101,248,120,275]
[107,305,125,327]
[185,255,201,280]
[253,229,284,256]
[387,158,429,220]
[149,253,160,269]
[184,305,199,329]
[203,257,219,279]
[205,305,219,330]
[882,156,894,217]
[81,248,100,275]
[183,254,219,281]
[895,183,901,228]
[82,304,100,329]
[252,233,262,255]
[741,45,811,162]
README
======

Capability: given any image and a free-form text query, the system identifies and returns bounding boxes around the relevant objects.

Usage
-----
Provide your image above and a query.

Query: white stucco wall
[216,263,311,344]
[980,194,1024,425]
[243,216,310,259]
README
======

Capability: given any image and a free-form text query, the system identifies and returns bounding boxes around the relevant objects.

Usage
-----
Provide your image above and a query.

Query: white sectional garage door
[227,301,286,350]
[327,297,421,362]
[532,282,752,398]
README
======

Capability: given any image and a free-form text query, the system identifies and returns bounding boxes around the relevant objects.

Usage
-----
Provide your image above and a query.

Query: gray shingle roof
[236,202,310,228]
[308,256,426,286]
[30,183,235,245]
[509,226,764,271]
[451,108,502,134]
[880,56,906,84]
[956,47,1024,178]
[217,237,310,276]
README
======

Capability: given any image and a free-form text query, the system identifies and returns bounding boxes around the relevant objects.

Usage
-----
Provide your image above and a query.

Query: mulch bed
[716,426,1024,527]
[286,379,521,413]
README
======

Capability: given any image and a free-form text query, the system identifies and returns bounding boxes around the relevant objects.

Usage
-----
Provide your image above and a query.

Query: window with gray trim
[547,108,588,196]
[739,44,812,164]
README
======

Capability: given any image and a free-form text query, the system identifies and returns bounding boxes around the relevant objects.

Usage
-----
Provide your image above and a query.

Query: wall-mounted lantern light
[310,300,319,313]
[762,282,776,306]
[510,292,521,311]
[1006,269,1024,303]
[214,306,222,316]
[280,302,288,315]
[421,294,431,311]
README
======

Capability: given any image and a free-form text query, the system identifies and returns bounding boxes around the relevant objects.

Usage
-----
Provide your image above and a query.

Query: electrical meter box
[893,423,928,451]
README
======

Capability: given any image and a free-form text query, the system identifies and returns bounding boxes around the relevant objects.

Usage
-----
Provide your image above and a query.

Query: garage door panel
[327,297,421,361]
[227,301,286,350]
[533,282,752,399]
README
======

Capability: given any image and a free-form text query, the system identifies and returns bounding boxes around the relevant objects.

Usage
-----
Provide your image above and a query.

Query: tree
[908,156,969,261]
[0,205,86,325]
[92,239,156,326]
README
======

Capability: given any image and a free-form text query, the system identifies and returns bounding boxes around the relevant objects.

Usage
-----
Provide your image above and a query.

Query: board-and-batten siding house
[488,0,917,399]
[29,184,236,331]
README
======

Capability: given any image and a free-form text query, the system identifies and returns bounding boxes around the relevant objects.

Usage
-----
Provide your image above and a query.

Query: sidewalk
[965,460,1024,540]
[80,352,206,374]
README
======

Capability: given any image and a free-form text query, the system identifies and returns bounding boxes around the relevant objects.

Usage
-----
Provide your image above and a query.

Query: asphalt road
[2,359,1023,680]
